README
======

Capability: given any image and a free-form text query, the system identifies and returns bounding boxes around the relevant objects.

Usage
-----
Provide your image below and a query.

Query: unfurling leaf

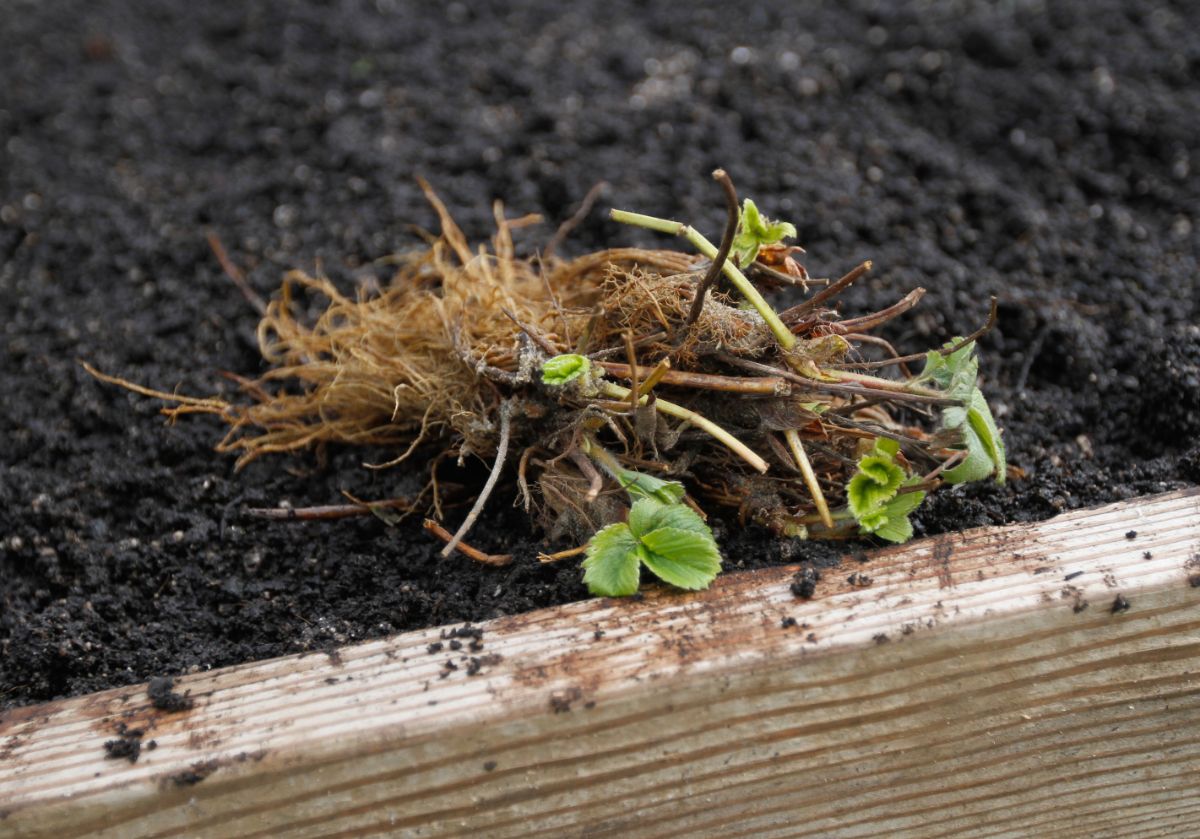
[845,439,925,544]
[847,438,905,519]
[730,199,797,267]
[923,340,1006,484]
[541,353,591,386]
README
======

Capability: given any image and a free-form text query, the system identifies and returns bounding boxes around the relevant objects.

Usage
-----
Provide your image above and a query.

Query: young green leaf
[616,469,687,505]
[870,489,927,543]
[582,523,641,597]
[845,440,926,544]
[847,438,905,520]
[730,198,797,267]
[628,496,708,537]
[582,497,722,597]
[921,340,978,401]
[541,353,591,386]
[923,340,1006,484]
[637,528,722,590]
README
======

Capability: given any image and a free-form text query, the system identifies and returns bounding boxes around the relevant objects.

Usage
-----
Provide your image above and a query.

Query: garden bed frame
[2,488,1199,837]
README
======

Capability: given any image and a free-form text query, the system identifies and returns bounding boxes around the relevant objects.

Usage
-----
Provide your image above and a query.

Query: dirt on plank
[2,0,1197,708]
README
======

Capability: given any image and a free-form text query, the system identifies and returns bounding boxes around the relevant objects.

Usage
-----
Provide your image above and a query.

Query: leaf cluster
[730,199,797,267]
[581,475,721,597]
[846,439,926,543]
[922,341,1007,484]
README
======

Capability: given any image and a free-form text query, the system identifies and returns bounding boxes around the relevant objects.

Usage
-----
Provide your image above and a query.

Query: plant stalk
[597,380,769,473]
[610,208,797,351]
[783,429,834,529]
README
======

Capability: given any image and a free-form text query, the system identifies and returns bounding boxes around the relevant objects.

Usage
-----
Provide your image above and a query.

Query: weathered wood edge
[1,488,1198,838]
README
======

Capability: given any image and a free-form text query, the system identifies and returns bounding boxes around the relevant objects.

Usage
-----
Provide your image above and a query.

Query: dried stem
[718,354,961,407]
[544,180,607,260]
[440,400,514,558]
[424,519,512,566]
[538,544,588,563]
[681,169,739,332]
[245,500,410,522]
[636,358,672,396]
[780,260,872,323]
[783,429,834,529]
[834,288,925,333]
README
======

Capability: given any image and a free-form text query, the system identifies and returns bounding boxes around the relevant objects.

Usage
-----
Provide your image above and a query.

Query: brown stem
[424,520,512,566]
[779,260,872,323]
[716,354,961,407]
[569,448,605,502]
[623,332,640,412]
[681,169,739,332]
[245,500,410,522]
[751,263,830,287]
[501,308,558,355]
[544,180,608,260]
[833,288,925,332]
[206,232,267,316]
[942,296,999,356]
[538,544,588,563]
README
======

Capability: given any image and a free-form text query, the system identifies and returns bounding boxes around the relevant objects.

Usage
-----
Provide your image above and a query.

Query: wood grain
[2,488,1198,838]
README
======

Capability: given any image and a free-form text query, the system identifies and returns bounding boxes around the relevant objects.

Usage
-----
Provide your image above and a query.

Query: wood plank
[1,488,1198,838]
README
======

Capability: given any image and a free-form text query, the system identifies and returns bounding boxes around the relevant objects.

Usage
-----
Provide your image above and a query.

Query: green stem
[580,436,623,478]
[611,208,796,352]
[783,429,834,529]
[822,368,947,399]
[598,380,769,474]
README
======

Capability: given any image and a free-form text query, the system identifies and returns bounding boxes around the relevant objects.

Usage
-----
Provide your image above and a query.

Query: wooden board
[2,488,1199,838]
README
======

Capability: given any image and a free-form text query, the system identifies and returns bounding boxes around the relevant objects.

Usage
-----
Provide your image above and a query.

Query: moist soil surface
[2,1,1198,709]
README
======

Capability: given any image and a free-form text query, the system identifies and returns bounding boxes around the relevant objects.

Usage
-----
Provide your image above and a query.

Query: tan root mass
[88,183,986,551]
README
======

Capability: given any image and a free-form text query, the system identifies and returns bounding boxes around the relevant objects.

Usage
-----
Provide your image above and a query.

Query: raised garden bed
[3,489,1198,837]
[3,6,1199,837]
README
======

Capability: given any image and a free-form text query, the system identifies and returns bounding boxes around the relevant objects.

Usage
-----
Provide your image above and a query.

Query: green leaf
[942,393,1005,485]
[924,340,1006,485]
[637,528,723,590]
[616,469,686,505]
[628,497,710,539]
[882,487,926,519]
[922,339,979,401]
[966,388,1006,484]
[730,198,797,267]
[541,353,591,386]
[847,452,905,517]
[873,515,915,544]
[845,443,926,544]
[582,523,641,597]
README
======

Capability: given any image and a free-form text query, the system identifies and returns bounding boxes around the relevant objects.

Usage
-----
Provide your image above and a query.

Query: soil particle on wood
[2,0,1198,708]
[147,677,194,713]
[166,759,220,788]
[791,566,821,600]
[103,723,145,763]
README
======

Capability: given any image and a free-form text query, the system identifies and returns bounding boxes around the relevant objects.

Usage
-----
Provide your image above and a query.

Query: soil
[2,1,1197,709]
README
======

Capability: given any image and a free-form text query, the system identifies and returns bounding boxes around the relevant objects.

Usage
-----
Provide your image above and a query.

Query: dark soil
[2,1,1197,709]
